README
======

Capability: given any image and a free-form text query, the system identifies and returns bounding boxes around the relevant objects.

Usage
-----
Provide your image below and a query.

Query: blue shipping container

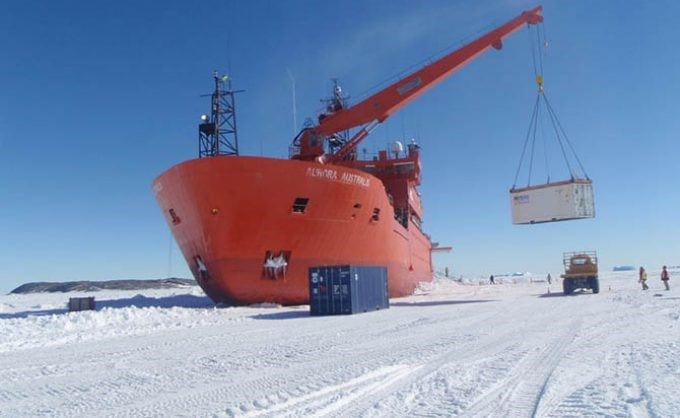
[309,265,389,315]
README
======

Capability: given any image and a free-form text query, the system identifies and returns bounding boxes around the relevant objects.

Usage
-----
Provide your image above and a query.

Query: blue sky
[2,0,679,292]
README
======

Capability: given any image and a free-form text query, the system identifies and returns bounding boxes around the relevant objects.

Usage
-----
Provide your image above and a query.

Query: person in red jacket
[661,265,671,291]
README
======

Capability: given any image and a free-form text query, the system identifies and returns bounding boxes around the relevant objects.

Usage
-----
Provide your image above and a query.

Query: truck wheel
[563,280,572,295]
[591,278,600,294]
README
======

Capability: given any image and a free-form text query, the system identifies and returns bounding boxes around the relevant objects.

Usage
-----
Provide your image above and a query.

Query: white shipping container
[510,178,594,224]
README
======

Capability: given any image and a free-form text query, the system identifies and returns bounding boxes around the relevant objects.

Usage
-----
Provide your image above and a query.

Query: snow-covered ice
[1,271,678,417]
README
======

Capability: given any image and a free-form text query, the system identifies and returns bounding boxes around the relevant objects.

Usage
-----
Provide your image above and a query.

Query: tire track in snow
[103,304,499,417]
[7,286,622,418]
[0,322,280,417]
[540,290,679,418]
[104,333,469,417]
[459,318,582,418]
[622,349,657,418]
[542,347,649,418]
[256,297,540,417]
[271,301,534,417]
[338,334,523,416]
[224,308,504,418]
[336,296,556,417]
[104,330,353,417]
[538,320,634,418]
[238,365,422,418]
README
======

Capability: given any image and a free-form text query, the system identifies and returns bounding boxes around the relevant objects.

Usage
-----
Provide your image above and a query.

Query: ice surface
[0,272,677,417]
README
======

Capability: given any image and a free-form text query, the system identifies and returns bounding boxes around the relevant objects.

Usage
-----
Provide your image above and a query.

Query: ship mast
[198,72,243,158]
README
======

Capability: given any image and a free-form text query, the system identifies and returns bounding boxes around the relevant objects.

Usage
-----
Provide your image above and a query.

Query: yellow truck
[561,251,599,295]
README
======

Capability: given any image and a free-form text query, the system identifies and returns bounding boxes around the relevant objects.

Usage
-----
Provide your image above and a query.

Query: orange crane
[292,6,544,163]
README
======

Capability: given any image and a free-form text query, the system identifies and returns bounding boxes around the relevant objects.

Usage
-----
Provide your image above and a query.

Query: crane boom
[294,6,543,162]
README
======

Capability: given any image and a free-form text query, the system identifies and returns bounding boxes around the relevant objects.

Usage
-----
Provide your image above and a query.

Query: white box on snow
[510,178,594,224]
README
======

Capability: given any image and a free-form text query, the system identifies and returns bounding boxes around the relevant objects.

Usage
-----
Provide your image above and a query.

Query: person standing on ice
[547,273,552,284]
[639,266,649,290]
[661,265,671,291]
[489,275,495,284]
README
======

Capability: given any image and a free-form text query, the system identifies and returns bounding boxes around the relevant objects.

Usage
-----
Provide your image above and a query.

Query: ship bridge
[337,141,423,230]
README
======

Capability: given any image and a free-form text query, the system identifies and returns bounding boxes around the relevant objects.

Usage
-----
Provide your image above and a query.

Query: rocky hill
[10,278,196,294]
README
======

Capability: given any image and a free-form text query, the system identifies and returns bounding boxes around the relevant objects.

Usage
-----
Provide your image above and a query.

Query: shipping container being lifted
[510,178,594,224]
[510,21,594,225]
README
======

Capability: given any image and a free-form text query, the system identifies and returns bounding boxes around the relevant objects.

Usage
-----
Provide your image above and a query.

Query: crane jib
[397,77,423,95]
[292,5,544,162]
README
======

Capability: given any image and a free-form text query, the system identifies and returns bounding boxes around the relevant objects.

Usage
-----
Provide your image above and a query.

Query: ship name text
[306,167,370,188]
[340,172,370,187]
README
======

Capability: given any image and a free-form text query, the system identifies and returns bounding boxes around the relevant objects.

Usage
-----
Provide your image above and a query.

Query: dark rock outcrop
[10,278,196,294]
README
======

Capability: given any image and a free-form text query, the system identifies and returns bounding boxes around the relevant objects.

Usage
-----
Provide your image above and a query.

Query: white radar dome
[391,141,404,155]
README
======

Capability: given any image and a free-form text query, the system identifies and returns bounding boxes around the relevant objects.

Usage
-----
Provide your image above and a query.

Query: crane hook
[535,74,544,92]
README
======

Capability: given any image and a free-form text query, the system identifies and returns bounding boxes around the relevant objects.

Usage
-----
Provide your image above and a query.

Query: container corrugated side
[348,266,389,313]
[510,178,594,224]
[309,265,388,315]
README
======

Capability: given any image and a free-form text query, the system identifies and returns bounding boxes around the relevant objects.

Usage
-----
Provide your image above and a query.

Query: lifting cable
[543,91,575,179]
[543,93,590,179]
[513,94,540,188]
[514,95,537,187]
[535,23,550,183]
[512,22,588,189]
[539,94,549,183]
[527,91,539,184]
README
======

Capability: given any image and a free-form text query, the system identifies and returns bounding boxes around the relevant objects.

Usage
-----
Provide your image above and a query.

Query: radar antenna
[198,71,244,157]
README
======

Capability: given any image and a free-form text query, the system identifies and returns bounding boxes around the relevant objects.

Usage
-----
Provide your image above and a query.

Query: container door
[335,267,351,314]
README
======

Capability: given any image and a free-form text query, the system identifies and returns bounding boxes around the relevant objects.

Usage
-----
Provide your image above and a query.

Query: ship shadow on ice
[0,308,67,319]
[97,294,213,309]
[252,300,499,320]
[536,290,595,298]
[0,294,214,319]
[252,310,311,320]
[391,299,496,307]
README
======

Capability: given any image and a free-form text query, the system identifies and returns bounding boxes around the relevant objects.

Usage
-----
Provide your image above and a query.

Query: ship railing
[288,145,301,158]
[287,144,418,161]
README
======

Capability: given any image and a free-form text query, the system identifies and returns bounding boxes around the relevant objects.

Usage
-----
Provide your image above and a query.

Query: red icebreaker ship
[153,7,544,304]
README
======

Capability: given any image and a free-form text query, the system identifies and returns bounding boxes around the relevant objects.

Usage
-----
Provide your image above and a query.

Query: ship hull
[153,156,432,305]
